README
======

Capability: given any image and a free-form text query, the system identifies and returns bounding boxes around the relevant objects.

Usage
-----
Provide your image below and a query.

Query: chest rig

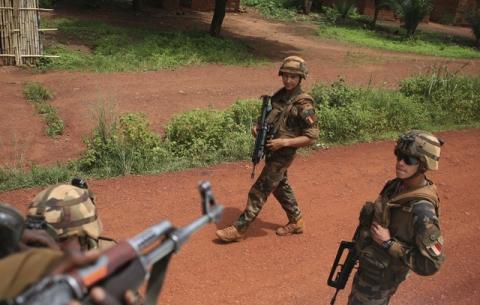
[268,88,312,138]
[373,179,439,243]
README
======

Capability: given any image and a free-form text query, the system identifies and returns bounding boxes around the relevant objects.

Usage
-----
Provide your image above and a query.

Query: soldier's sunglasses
[394,150,419,166]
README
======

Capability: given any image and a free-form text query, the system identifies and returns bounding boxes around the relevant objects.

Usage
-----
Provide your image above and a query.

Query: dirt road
[1,128,479,305]
[1,9,479,166]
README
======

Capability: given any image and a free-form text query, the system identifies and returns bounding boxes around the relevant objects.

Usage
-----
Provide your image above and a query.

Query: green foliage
[23,82,52,103]
[3,74,480,191]
[40,18,261,72]
[79,110,166,176]
[39,0,57,8]
[333,0,356,19]
[0,164,74,192]
[400,67,480,124]
[242,0,318,21]
[317,23,480,58]
[387,0,432,37]
[23,82,64,137]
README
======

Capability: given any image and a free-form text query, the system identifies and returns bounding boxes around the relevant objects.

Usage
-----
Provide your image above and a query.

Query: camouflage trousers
[347,271,403,305]
[233,158,301,231]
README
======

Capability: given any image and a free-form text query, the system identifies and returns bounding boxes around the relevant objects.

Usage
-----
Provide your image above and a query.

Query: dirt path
[1,8,480,166]
[1,128,479,305]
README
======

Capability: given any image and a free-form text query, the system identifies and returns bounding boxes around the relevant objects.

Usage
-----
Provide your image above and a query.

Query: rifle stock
[327,239,358,305]
[5,181,223,305]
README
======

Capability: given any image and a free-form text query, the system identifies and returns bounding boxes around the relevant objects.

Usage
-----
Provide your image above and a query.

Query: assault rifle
[327,229,359,305]
[3,181,223,305]
[251,95,272,179]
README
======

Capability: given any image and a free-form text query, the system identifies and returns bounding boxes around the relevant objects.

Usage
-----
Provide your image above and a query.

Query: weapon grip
[327,241,356,289]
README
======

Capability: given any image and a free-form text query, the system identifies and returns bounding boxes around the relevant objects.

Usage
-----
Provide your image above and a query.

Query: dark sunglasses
[395,152,419,166]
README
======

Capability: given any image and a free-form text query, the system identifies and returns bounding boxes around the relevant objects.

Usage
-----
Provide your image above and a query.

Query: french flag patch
[427,238,443,257]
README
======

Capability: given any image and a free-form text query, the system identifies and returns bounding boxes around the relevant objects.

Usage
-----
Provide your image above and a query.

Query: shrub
[311,77,361,107]
[79,110,166,175]
[467,7,480,48]
[333,0,356,19]
[387,0,433,37]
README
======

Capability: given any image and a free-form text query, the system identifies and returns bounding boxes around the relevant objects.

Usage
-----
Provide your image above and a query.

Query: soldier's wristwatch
[382,238,394,250]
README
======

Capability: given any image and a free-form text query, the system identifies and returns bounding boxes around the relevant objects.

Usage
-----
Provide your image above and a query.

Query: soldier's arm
[388,201,445,276]
[297,98,319,140]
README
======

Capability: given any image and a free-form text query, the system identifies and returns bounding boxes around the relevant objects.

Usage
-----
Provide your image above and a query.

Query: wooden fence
[0,0,57,66]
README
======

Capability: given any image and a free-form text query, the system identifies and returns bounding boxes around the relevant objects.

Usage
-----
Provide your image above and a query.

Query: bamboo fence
[0,0,57,66]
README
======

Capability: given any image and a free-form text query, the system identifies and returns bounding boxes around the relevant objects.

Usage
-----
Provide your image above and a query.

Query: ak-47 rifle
[2,181,223,305]
[251,95,272,179]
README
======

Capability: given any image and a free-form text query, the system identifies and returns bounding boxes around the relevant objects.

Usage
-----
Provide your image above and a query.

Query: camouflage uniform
[233,85,319,231]
[348,131,445,305]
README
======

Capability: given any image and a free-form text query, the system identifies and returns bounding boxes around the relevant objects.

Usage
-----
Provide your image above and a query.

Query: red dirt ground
[1,6,480,305]
[0,7,479,166]
[1,128,479,305]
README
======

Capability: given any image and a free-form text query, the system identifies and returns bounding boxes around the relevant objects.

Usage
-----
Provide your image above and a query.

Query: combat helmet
[395,130,443,171]
[278,56,308,79]
[0,203,24,258]
[26,183,103,247]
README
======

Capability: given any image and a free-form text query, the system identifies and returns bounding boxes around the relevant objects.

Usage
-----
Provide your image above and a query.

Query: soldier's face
[282,73,301,91]
[395,155,420,179]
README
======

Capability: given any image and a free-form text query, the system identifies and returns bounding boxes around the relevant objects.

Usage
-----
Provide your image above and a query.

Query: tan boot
[216,225,245,242]
[276,218,304,236]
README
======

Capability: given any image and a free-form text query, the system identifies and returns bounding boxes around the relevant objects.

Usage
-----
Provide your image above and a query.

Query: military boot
[216,225,245,242]
[276,218,304,236]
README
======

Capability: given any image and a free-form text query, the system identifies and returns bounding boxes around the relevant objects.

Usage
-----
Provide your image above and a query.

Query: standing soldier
[216,56,319,242]
[348,130,445,305]
[25,180,116,251]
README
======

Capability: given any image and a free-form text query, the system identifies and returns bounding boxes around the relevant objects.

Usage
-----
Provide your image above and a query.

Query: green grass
[40,18,262,72]
[23,82,64,137]
[317,23,480,59]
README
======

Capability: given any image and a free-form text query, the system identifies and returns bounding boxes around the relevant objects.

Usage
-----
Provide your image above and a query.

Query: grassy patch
[23,82,64,137]
[40,18,262,72]
[317,23,480,59]
[243,0,321,21]
[3,72,479,191]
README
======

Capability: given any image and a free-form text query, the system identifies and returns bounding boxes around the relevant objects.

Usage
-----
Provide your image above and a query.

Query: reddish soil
[1,128,479,305]
[0,7,479,166]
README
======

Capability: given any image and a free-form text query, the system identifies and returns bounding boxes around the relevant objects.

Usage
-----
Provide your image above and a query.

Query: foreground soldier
[25,181,116,252]
[348,130,445,305]
[216,56,319,242]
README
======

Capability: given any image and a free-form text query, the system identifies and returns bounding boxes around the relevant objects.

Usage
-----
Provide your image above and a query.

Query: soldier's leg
[347,272,400,305]
[272,171,302,222]
[234,160,287,231]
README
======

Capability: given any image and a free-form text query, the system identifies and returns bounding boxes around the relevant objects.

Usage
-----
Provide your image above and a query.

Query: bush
[333,0,356,19]
[467,8,480,48]
[311,77,361,107]
[387,0,432,37]
[79,110,166,176]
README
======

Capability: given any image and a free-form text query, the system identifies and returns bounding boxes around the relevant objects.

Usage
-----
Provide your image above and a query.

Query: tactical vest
[357,179,440,286]
[268,88,314,139]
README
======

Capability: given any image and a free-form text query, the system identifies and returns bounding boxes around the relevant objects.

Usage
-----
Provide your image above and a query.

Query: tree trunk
[372,4,380,27]
[133,0,142,11]
[303,0,313,15]
[210,0,227,37]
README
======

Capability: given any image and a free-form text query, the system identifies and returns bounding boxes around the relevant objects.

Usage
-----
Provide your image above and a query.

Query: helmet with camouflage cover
[395,130,443,171]
[26,184,103,242]
[278,56,308,79]
[0,203,24,258]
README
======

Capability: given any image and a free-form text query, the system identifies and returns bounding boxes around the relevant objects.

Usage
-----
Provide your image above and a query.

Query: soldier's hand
[251,125,258,138]
[370,221,391,245]
[20,229,60,250]
[69,288,138,305]
[266,138,289,151]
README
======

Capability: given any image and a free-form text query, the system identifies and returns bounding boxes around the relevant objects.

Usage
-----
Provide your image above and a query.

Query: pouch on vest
[358,245,391,284]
